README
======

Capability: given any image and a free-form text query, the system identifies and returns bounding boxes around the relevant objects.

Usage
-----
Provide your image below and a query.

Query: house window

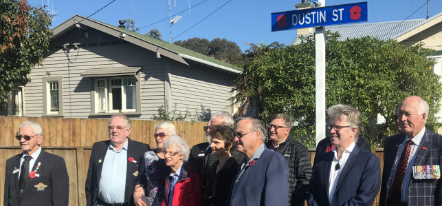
[95,77,138,113]
[9,88,24,116]
[42,76,63,116]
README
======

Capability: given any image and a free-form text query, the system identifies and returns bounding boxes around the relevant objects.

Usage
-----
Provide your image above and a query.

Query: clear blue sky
[29,0,442,51]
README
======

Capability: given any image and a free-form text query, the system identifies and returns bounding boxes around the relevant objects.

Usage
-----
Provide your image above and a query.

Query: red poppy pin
[29,171,36,178]
[250,159,256,166]
[128,157,137,163]
[423,146,427,150]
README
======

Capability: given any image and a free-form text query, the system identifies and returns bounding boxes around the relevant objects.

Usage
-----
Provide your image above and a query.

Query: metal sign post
[271,2,367,146]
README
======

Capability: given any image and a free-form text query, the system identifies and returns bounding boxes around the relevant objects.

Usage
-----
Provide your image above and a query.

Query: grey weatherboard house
[2,15,252,119]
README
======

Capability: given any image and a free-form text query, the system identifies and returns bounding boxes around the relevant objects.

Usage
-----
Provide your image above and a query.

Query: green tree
[232,32,442,148]
[144,28,162,40]
[0,0,53,108]
[174,37,243,65]
[124,18,139,32]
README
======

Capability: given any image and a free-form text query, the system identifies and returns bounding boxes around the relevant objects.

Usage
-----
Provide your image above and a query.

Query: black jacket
[204,157,239,206]
[314,136,371,165]
[265,138,312,206]
[85,138,149,206]
[4,149,69,206]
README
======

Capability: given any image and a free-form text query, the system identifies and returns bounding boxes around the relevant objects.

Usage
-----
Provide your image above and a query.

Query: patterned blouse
[141,150,171,206]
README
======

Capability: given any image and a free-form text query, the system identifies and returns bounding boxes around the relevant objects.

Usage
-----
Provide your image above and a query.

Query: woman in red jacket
[162,135,202,206]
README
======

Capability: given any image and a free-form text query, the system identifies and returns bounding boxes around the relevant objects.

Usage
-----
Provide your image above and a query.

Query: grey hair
[155,122,177,136]
[162,135,190,160]
[271,114,293,128]
[109,113,132,128]
[18,121,43,135]
[237,117,267,141]
[327,104,362,142]
[211,111,234,128]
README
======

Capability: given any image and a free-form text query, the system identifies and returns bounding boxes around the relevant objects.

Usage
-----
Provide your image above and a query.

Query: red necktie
[389,140,413,205]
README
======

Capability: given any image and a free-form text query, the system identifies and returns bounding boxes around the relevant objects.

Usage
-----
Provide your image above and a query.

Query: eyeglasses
[15,135,37,141]
[326,125,351,131]
[162,151,179,156]
[154,132,167,138]
[108,125,126,131]
[203,126,210,132]
[269,124,288,130]
[232,131,252,139]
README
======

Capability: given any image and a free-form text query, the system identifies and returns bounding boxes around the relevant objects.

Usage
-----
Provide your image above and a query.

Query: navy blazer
[85,138,150,206]
[3,149,69,206]
[226,147,289,206]
[379,129,442,206]
[307,145,380,206]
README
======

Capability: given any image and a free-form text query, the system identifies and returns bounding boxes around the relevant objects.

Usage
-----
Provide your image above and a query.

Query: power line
[78,0,117,23]
[381,0,431,39]
[139,0,209,30]
[173,0,232,41]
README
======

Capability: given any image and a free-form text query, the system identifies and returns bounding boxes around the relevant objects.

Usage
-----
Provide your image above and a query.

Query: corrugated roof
[53,15,243,73]
[291,19,426,45]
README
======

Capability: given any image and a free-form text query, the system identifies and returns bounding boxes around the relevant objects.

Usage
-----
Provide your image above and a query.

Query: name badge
[198,154,205,157]
[35,174,40,177]
[284,154,290,157]
[13,169,19,174]
[413,165,440,179]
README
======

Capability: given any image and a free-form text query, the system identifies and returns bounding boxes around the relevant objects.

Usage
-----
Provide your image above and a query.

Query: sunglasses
[154,132,167,138]
[15,135,37,141]
[203,126,210,132]
[232,131,252,139]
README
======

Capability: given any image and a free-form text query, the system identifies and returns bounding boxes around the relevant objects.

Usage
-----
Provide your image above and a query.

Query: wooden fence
[0,116,208,148]
[0,116,387,206]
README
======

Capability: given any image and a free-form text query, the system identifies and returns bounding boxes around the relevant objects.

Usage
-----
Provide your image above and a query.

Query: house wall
[24,28,166,119]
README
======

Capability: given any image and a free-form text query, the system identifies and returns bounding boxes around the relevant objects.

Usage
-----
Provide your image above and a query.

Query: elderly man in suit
[4,121,69,206]
[380,96,442,206]
[227,117,289,206]
[85,114,150,206]
[307,104,380,206]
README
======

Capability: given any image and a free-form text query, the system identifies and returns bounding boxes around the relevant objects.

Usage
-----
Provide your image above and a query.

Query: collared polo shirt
[98,139,128,204]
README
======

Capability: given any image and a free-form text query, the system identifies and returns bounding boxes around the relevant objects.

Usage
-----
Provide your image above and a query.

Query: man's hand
[134,185,147,206]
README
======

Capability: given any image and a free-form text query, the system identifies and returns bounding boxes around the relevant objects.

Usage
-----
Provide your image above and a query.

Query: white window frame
[42,76,63,117]
[93,77,138,114]
[95,79,108,113]
[8,87,24,116]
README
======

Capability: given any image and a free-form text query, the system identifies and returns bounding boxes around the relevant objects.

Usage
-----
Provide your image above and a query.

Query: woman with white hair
[134,122,176,206]
[161,135,202,206]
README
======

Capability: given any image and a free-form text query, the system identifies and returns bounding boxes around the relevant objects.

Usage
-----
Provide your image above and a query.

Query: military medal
[133,171,139,177]
[34,182,48,191]
[434,165,441,179]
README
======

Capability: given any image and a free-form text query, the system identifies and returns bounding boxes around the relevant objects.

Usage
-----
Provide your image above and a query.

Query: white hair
[155,122,177,135]
[162,135,190,160]
[211,111,234,128]
[18,121,43,135]
[416,98,429,120]
[109,113,132,128]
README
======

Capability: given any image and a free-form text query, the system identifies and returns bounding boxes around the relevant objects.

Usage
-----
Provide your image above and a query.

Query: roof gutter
[179,54,242,74]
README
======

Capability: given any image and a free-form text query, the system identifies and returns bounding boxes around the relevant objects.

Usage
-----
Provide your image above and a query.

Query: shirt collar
[332,142,356,154]
[247,143,265,164]
[22,146,42,160]
[109,138,129,151]
[405,126,426,146]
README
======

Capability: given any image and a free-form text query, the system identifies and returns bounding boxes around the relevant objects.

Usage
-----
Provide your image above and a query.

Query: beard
[205,134,211,144]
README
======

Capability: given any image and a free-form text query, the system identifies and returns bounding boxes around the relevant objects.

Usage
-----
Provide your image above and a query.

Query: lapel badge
[422,146,427,150]
[99,159,102,163]
[34,182,48,191]
[133,171,139,177]
[128,157,137,163]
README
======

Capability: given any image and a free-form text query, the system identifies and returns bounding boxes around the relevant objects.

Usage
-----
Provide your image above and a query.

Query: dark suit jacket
[379,130,442,206]
[307,145,381,206]
[314,136,371,165]
[226,147,289,206]
[85,138,149,206]
[3,149,69,206]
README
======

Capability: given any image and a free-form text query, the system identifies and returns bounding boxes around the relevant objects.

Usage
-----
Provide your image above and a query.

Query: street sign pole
[315,0,326,147]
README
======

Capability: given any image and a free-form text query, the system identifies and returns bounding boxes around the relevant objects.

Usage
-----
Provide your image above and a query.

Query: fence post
[76,146,86,206]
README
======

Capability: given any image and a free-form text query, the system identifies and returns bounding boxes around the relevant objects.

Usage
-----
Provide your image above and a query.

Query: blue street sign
[271,2,367,32]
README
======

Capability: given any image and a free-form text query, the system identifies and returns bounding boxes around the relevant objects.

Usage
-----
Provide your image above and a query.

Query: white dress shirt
[393,126,425,166]
[328,142,356,204]
[18,146,42,179]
